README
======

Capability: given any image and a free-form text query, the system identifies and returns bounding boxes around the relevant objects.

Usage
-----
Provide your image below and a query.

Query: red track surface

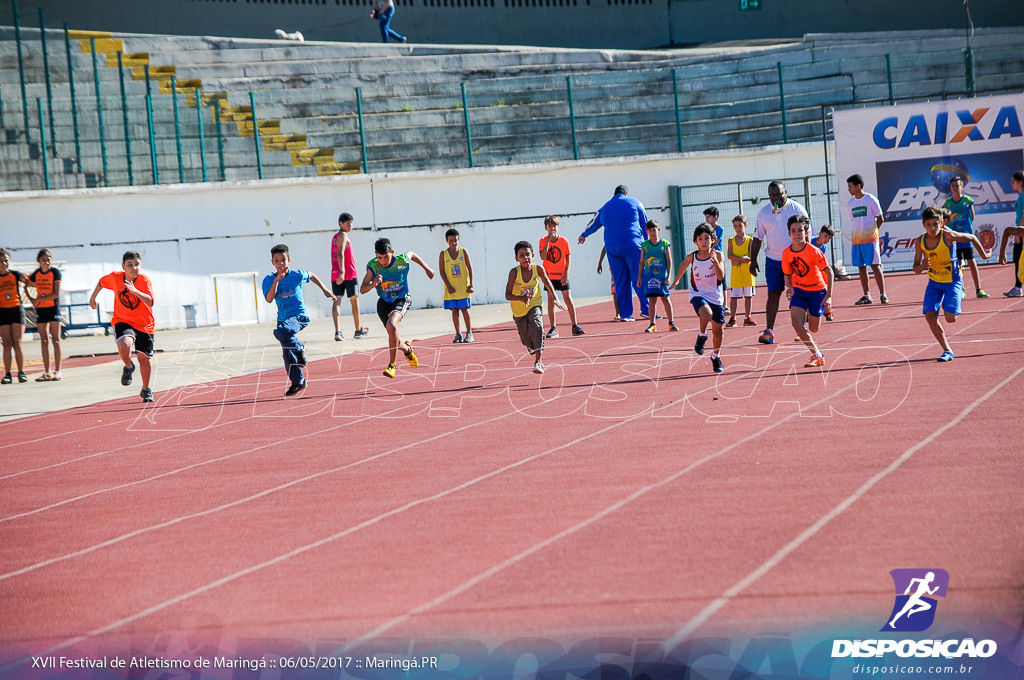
[2,272,1022,663]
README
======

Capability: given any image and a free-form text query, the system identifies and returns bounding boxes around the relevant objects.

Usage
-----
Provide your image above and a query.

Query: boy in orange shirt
[782,215,833,369]
[539,216,584,338]
[89,250,157,402]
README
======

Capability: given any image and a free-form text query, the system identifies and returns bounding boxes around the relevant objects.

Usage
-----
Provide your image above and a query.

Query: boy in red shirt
[782,215,833,369]
[539,216,585,338]
[89,250,156,402]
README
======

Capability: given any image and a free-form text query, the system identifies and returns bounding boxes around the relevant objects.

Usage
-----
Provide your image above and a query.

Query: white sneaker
[1003,287,1023,298]
[532,361,545,374]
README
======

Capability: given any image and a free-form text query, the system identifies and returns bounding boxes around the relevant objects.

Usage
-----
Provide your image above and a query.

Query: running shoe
[724,318,737,328]
[743,317,757,326]
[880,294,890,304]
[335,331,344,341]
[937,351,954,362]
[121,362,135,386]
[825,311,834,321]
[404,344,419,368]
[711,355,724,373]
[571,325,586,336]
[645,324,657,333]
[757,329,774,345]
[854,295,873,305]
[383,363,397,378]
[668,322,679,332]
[140,387,155,402]
[694,334,708,355]
[804,354,825,368]
[546,327,559,338]
[976,289,989,298]
[452,332,463,343]
[1003,287,1023,297]
[0,373,10,385]
[463,332,475,343]
[18,372,28,383]
[353,327,369,338]
[533,361,545,375]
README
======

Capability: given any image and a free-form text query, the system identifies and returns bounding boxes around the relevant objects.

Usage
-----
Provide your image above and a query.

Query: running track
[2,272,1022,665]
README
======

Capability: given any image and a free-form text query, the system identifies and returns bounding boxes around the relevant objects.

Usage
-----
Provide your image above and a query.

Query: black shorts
[0,306,26,326]
[377,296,412,326]
[35,306,60,324]
[114,322,155,357]
[956,246,974,262]
[332,278,358,298]
[551,278,570,291]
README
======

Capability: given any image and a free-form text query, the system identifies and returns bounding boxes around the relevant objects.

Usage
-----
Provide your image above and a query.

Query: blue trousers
[378,7,405,42]
[607,242,648,320]
[273,315,309,386]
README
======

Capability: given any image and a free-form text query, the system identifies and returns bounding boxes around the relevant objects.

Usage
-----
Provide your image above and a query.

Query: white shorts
[731,286,756,298]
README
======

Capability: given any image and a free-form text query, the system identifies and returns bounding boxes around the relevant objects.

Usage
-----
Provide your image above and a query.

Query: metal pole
[63,23,82,171]
[91,38,109,186]
[39,9,57,155]
[249,91,263,180]
[146,93,158,184]
[885,53,895,105]
[37,99,50,190]
[672,69,683,153]
[0,84,4,130]
[566,76,579,161]
[197,87,208,183]
[460,82,474,168]
[213,98,225,181]
[117,51,134,185]
[13,0,31,142]
[777,61,788,144]
[171,76,184,182]
[356,87,368,174]
[964,48,975,96]
[821,106,837,272]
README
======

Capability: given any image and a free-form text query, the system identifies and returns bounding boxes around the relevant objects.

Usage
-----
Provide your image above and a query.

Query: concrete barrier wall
[0,141,825,329]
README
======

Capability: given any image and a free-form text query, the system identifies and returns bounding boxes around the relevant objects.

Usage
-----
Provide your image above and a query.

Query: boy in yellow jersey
[725,214,756,327]
[913,206,990,362]
[505,241,563,375]
[439,228,475,343]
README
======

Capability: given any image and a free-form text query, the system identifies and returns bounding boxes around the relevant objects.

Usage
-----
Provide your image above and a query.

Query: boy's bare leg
[349,295,361,331]
[791,306,819,354]
[967,259,982,291]
[332,298,342,333]
[461,308,473,334]
[563,290,578,326]
[451,308,461,334]
[744,295,753,318]
[872,265,887,297]
[138,353,152,389]
[711,321,723,353]
[117,335,135,368]
[859,266,871,295]
[925,312,953,353]
[546,297,557,330]
[728,297,738,321]
[664,298,675,324]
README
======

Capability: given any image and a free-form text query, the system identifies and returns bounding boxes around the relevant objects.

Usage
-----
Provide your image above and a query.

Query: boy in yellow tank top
[725,214,756,327]
[439,228,475,343]
[505,241,563,375]
[913,206,990,362]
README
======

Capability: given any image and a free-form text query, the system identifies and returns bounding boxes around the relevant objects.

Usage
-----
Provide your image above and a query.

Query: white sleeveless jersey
[688,254,725,306]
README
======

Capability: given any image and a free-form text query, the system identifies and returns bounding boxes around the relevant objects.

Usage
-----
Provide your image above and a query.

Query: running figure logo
[882,569,949,632]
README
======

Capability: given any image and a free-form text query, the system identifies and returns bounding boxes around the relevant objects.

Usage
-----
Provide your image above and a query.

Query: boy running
[914,206,990,362]
[782,215,833,368]
[505,241,564,375]
[439,228,475,343]
[89,250,157,402]
[539,216,584,337]
[671,223,726,373]
[637,219,677,332]
[331,212,368,341]
[264,244,337,397]
[360,238,435,378]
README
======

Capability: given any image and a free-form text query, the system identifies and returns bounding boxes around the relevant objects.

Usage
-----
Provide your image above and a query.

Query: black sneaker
[694,334,708,355]
[140,387,154,402]
[353,327,370,338]
[711,355,724,373]
[121,362,135,386]
[571,325,585,336]
[285,383,306,397]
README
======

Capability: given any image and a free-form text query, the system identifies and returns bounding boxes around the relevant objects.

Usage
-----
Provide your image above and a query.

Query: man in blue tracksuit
[578,185,650,321]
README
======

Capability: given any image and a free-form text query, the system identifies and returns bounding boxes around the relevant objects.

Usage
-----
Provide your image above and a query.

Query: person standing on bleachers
[371,0,407,43]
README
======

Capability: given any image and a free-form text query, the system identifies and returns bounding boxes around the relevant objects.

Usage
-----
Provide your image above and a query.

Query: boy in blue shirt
[263,243,337,397]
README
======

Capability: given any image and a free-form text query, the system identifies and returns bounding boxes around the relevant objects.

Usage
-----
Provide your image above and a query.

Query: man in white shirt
[847,173,888,305]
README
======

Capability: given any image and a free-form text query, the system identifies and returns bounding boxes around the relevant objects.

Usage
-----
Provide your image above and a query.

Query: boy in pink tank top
[331,212,368,341]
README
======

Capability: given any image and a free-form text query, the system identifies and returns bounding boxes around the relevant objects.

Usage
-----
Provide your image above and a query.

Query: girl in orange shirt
[0,248,28,384]
[26,248,63,381]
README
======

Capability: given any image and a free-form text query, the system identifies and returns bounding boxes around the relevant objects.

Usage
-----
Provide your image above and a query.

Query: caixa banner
[833,95,1024,268]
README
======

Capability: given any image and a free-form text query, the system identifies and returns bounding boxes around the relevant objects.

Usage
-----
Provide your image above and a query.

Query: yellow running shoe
[383,363,397,378]
[404,344,419,368]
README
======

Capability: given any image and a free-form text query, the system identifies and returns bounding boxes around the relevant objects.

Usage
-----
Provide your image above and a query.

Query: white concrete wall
[0,142,827,330]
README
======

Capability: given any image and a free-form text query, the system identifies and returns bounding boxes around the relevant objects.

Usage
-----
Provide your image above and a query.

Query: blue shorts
[691,296,726,324]
[852,241,881,267]
[923,279,963,316]
[765,257,785,292]
[790,287,828,317]
[443,298,471,310]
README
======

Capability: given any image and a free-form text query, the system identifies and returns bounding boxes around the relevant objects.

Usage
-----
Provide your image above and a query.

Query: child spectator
[331,213,368,342]
[360,238,435,378]
[263,243,336,397]
[704,206,724,252]
[0,248,28,384]
[847,174,889,305]
[26,248,63,381]
[915,206,990,362]
[998,220,1024,298]
[671,224,726,373]
[88,250,157,402]
[1002,170,1024,297]
[782,215,833,368]
[811,224,836,320]
[943,177,988,298]
[439,228,475,343]
[725,214,756,328]
[597,246,620,321]
[638,219,677,332]
[505,240,564,375]
[539,216,584,338]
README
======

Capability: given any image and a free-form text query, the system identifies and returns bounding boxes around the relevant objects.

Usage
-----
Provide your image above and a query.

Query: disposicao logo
[831,569,998,659]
